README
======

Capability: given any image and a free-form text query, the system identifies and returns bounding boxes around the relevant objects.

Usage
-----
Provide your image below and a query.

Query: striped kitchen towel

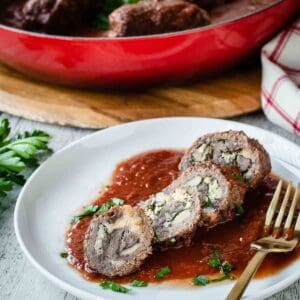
[261,18,300,135]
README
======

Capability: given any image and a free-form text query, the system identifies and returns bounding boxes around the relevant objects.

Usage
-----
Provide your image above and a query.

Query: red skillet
[0,0,299,88]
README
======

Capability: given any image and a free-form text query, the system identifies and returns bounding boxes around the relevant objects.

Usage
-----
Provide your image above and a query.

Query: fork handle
[226,251,267,300]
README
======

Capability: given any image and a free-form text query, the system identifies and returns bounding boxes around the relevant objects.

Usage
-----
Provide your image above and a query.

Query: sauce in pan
[66,149,300,284]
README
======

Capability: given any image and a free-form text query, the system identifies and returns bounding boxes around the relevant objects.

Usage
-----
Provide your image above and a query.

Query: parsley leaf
[131,280,148,287]
[71,198,124,224]
[94,13,109,30]
[208,250,222,268]
[94,0,140,30]
[155,266,171,280]
[211,274,234,282]
[95,198,124,215]
[100,280,130,293]
[235,173,245,182]
[192,275,210,286]
[208,250,234,276]
[0,119,51,200]
[221,261,233,275]
[71,205,99,224]
[235,203,244,217]
[60,252,68,258]
[204,196,213,208]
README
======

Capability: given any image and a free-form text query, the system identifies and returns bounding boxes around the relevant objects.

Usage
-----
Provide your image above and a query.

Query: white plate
[14,117,300,300]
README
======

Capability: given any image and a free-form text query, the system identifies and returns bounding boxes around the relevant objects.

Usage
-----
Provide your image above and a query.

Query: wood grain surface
[0,62,261,128]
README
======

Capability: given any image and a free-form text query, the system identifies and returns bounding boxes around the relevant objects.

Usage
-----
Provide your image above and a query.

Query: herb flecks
[208,250,233,276]
[71,205,99,224]
[235,203,244,217]
[155,266,171,280]
[100,280,130,293]
[208,249,222,269]
[204,196,213,208]
[71,198,124,224]
[60,252,68,258]
[131,280,148,287]
[235,173,245,182]
[0,119,51,200]
[196,249,235,284]
[192,275,209,286]
[95,198,124,216]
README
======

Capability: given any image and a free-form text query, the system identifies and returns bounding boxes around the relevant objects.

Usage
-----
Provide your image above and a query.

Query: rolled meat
[179,130,271,188]
[84,205,153,277]
[140,161,245,249]
[108,0,210,37]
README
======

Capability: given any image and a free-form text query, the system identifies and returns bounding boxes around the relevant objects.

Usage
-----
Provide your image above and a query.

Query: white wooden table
[1,112,299,300]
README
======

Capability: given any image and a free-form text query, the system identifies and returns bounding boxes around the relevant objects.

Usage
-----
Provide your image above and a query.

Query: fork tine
[284,183,299,232]
[265,180,282,227]
[274,182,292,231]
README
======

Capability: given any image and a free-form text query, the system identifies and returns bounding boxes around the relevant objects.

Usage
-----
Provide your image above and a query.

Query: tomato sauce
[66,149,300,284]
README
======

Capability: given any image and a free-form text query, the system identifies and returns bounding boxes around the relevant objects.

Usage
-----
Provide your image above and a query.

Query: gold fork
[226,180,300,300]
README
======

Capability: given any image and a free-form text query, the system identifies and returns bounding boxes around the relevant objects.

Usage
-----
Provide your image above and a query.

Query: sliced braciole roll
[139,162,245,249]
[84,205,153,277]
[179,130,271,188]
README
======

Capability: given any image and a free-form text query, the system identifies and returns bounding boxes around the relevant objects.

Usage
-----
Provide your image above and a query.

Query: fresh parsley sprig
[0,119,51,199]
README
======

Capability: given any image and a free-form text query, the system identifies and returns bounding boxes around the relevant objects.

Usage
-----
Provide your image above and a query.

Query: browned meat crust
[179,130,271,188]
[108,0,210,37]
[84,205,153,277]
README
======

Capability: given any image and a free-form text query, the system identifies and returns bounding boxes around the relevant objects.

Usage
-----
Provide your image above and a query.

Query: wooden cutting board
[0,61,261,128]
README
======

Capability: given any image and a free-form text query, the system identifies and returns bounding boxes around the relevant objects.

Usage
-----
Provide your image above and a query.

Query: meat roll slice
[140,162,245,249]
[179,130,271,188]
[84,205,153,277]
[108,0,210,37]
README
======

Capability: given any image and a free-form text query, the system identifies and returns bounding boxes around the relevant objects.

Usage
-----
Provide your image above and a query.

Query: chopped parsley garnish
[221,261,233,275]
[208,249,222,268]
[100,280,130,293]
[208,249,234,277]
[71,205,99,224]
[192,275,209,286]
[192,250,234,287]
[235,203,244,217]
[131,280,148,287]
[153,233,160,243]
[155,266,171,280]
[71,198,124,224]
[0,119,51,202]
[60,252,68,258]
[95,198,124,215]
[204,196,213,208]
[235,173,245,182]
[94,0,140,30]
[211,274,234,282]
